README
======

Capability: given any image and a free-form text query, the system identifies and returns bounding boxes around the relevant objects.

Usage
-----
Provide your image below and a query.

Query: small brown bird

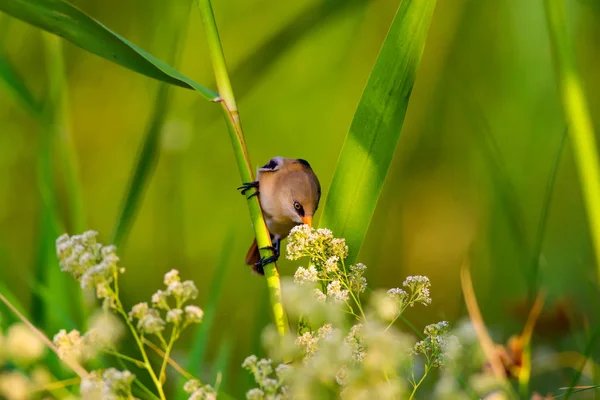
[238,156,321,274]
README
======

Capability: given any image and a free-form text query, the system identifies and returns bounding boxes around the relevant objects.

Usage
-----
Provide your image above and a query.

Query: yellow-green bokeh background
[1,0,599,395]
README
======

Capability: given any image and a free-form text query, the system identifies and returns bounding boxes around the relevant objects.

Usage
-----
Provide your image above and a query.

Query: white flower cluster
[401,275,432,306]
[0,323,53,400]
[295,323,335,361]
[80,368,134,399]
[128,269,203,336]
[413,321,453,368]
[53,311,124,362]
[255,319,412,399]
[242,355,289,399]
[56,231,122,309]
[287,226,366,314]
[286,225,348,262]
[247,226,452,399]
[183,379,217,400]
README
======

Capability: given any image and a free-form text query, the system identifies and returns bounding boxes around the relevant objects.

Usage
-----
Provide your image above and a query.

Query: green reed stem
[196,0,289,337]
[544,0,600,285]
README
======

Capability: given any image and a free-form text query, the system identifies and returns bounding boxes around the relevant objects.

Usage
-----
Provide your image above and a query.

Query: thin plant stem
[103,349,146,368]
[144,338,196,381]
[32,377,80,392]
[409,364,429,400]
[159,327,179,383]
[111,275,165,399]
[196,0,289,337]
[0,291,88,378]
[115,358,161,400]
[544,0,600,285]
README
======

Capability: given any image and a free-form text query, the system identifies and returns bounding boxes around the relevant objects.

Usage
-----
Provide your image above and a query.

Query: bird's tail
[245,238,263,275]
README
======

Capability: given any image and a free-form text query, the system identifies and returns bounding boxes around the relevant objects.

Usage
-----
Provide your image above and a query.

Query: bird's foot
[254,254,280,275]
[237,181,259,198]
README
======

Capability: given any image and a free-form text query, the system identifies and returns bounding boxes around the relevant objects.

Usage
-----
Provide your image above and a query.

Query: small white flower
[323,256,339,272]
[242,355,258,369]
[313,288,326,301]
[182,280,199,301]
[246,388,265,400]
[167,281,185,297]
[167,309,183,324]
[0,371,31,400]
[326,280,349,302]
[403,275,432,306]
[184,379,202,393]
[293,266,318,283]
[129,302,149,320]
[138,312,166,335]
[87,311,124,348]
[184,306,204,323]
[53,329,87,361]
[152,290,170,310]
[164,269,180,285]
[5,323,45,365]
[275,363,292,380]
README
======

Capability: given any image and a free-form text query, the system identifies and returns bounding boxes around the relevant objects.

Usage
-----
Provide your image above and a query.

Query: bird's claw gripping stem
[254,254,279,275]
[255,241,280,274]
[237,181,259,198]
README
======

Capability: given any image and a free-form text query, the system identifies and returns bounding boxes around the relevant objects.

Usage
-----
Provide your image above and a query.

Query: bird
[238,156,321,275]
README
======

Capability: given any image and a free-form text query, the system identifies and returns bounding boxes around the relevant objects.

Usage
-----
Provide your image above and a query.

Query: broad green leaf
[0,0,218,101]
[319,0,438,263]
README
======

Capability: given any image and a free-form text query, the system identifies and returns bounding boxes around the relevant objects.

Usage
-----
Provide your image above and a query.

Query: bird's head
[258,157,321,228]
[282,164,321,227]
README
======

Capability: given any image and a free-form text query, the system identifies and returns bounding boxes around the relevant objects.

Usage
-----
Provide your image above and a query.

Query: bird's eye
[294,201,302,210]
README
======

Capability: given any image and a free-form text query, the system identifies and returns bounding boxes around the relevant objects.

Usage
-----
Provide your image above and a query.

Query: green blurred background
[1,0,599,396]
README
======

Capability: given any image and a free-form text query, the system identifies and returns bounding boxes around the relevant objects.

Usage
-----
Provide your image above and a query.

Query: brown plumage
[241,157,321,274]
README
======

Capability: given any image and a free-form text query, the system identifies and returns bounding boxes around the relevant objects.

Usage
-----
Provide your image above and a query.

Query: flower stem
[144,337,196,381]
[196,0,289,337]
[409,364,429,400]
[111,276,165,399]
[103,349,146,368]
[159,327,179,383]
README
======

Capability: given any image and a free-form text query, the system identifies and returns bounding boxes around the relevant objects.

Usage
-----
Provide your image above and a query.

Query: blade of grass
[0,48,43,120]
[44,34,87,234]
[196,0,289,338]
[42,32,87,330]
[111,3,190,248]
[556,384,600,399]
[175,229,233,400]
[527,127,567,302]
[318,0,438,263]
[563,325,600,399]
[111,83,169,247]
[544,0,600,285]
[0,0,218,100]
[33,115,69,331]
[213,337,232,394]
